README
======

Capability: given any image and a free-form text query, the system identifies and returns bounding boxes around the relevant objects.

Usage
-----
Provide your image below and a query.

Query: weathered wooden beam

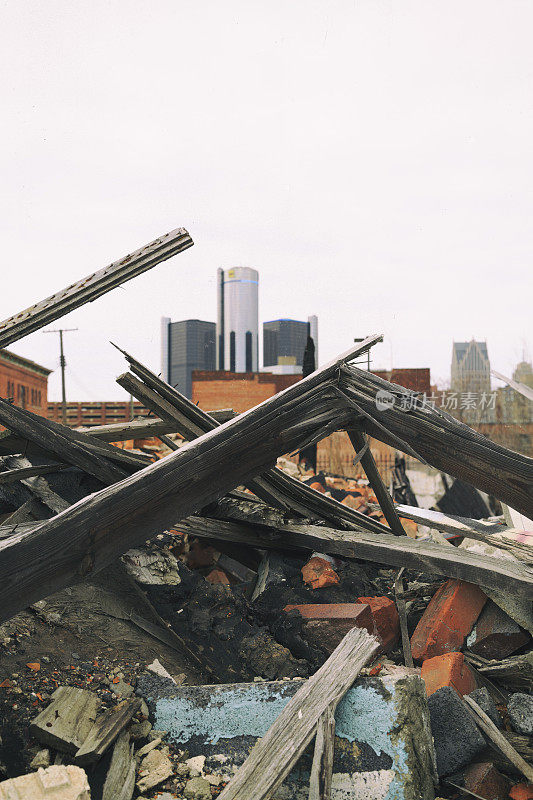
[0,462,68,485]
[394,503,508,537]
[0,337,380,623]
[217,627,379,800]
[308,704,336,800]
[73,410,235,442]
[0,400,128,485]
[338,365,533,517]
[177,514,533,596]
[0,227,193,348]
[348,428,405,536]
[75,697,141,766]
[116,346,391,535]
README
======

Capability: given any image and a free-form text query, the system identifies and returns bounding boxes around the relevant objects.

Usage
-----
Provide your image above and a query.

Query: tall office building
[451,340,490,394]
[216,267,259,373]
[263,315,318,375]
[161,317,216,398]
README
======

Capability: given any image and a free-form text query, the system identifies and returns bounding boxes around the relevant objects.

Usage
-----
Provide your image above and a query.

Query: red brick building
[191,370,300,414]
[0,349,51,417]
[373,368,431,395]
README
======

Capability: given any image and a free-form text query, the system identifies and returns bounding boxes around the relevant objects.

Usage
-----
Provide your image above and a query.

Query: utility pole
[44,328,78,425]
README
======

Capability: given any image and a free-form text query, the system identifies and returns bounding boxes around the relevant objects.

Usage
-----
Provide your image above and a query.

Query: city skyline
[1,1,530,401]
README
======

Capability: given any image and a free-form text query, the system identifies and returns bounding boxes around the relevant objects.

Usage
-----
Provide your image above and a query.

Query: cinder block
[509,783,533,799]
[421,652,476,697]
[283,603,375,655]
[357,596,400,652]
[466,688,502,728]
[466,601,531,660]
[427,686,486,777]
[137,668,436,800]
[460,761,512,800]
[0,765,90,800]
[410,579,487,661]
[301,555,339,589]
[507,693,533,735]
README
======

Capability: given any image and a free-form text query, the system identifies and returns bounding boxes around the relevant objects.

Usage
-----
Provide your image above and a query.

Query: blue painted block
[137,668,436,799]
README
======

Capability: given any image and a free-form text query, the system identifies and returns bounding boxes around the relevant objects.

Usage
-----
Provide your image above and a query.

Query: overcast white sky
[1,1,531,401]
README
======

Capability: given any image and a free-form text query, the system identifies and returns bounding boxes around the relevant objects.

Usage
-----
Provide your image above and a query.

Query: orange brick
[301,556,340,589]
[309,481,326,494]
[410,579,487,661]
[357,596,400,652]
[284,603,375,654]
[185,540,219,569]
[205,568,230,585]
[463,762,511,800]
[510,784,533,799]
[421,652,477,697]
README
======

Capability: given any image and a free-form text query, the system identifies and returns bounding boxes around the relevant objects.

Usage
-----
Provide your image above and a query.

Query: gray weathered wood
[217,627,379,800]
[339,365,533,517]
[30,686,99,754]
[394,504,508,537]
[0,462,67,485]
[348,428,405,536]
[102,730,135,800]
[1,498,41,525]
[178,514,533,596]
[116,347,391,535]
[463,695,533,782]
[0,400,129,485]
[75,697,141,766]
[308,704,336,800]
[394,568,414,668]
[0,227,193,348]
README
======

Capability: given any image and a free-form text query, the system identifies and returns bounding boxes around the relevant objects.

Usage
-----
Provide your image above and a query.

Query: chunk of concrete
[137,668,436,799]
[184,776,212,798]
[0,765,90,800]
[466,687,502,728]
[507,693,533,735]
[427,686,485,777]
[136,748,173,793]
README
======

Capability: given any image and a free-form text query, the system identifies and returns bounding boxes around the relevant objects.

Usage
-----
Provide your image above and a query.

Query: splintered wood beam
[0,228,193,348]
[115,345,391,535]
[308,704,336,800]
[74,410,234,442]
[339,365,533,518]
[177,515,533,596]
[217,627,379,800]
[0,337,380,623]
[0,400,129,485]
[348,428,405,536]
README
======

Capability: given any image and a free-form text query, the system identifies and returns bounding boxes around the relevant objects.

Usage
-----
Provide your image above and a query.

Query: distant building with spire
[451,339,491,395]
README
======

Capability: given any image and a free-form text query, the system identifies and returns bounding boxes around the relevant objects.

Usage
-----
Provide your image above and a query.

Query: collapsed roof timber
[0,227,532,800]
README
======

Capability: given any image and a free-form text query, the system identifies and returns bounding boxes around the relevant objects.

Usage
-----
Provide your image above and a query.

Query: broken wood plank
[0,336,379,623]
[394,504,508,537]
[116,347,391,535]
[0,400,129,485]
[217,627,379,800]
[0,227,193,348]
[394,568,414,668]
[0,462,68,485]
[338,366,533,517]
[308,703,336,800]
[177,514,533,596]
[1,498,41,525]
[348,428,406,536]
[30,686,99,754]
[102,730,135,800]
[75,697,141,766]
[463,695,533,782]
[73,409,234,441]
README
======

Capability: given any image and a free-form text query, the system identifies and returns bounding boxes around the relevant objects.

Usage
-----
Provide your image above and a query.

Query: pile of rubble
[0,227,531,799]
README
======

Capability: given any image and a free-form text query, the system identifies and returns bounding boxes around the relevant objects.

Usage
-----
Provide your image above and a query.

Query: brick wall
[191,370,300,414]
[373,368,431,395]
[0,349,50,417]
[48,401,150,427]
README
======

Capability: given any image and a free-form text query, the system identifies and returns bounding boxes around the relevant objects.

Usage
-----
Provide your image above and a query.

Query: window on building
[230,331,236,373]
[245,331,253,372]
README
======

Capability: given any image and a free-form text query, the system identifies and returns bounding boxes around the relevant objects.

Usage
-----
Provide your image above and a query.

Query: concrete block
[0,765,90,800]
[411,579,487,661]
[466,688,502,728]
[301,556,339,589]
[421,652,477,697]
[136,667,436,799]
[466,600,531,659]
[427,686,485,777]
[507,693,533,735]
[357,596,400,652]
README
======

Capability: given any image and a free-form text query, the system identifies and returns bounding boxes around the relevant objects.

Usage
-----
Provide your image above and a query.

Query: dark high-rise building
[161,317,216,398]
[263,316,318,374]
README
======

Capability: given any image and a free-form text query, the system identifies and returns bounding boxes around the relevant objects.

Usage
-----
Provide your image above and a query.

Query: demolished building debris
[0,229,531,800]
